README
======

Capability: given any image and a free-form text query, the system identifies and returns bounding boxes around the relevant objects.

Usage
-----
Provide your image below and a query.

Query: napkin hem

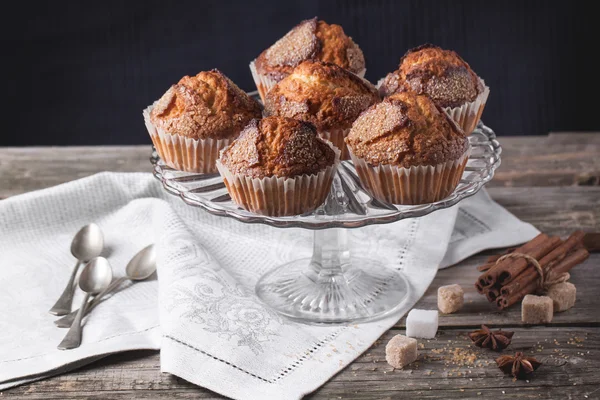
[0,326,161,384]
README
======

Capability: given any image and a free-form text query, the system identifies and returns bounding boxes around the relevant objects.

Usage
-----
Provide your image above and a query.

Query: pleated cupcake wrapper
[318,127,351,160]
[143,105,232,174]
[349,149,470,205]
[444,79,490,135]
[375,77,490,136]
[250,60,366,102]
[249,61,279,103]
[216,143,341,217]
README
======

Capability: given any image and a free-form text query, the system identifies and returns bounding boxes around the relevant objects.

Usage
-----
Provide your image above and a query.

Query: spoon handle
[49,260,82,315]
[58,292,90,350]
[54,277,127,328]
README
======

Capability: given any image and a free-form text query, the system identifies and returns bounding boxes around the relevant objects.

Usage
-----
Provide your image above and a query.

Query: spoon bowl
[125,244,157,280]
[58,257,112,350]
[49,223,105,315]
[79,257,113,293]
[55,244,157,328]
[71,223,104,262]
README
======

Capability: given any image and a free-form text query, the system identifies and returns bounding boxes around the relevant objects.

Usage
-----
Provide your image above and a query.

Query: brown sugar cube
[385,334,418,369]
[522,294,553,324]
[437,284,464,314]
[546,282,576,312]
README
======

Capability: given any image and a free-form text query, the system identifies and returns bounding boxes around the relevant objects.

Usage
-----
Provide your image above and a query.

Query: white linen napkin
[0,172,538,398]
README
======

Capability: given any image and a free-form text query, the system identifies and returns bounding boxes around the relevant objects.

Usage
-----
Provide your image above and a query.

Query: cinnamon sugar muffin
[217,116,340,216]
[378,44,489,135]
[264,60,379,159]
[250,17,366,101]
[143,69,261,173]
[346,91,469,205]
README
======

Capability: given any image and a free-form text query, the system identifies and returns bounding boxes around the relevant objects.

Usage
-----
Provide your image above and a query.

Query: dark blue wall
[2,0,595,146]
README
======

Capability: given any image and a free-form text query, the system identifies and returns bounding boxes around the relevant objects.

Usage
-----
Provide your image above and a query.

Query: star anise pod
[468,325,514,351]
[496,352,542,380]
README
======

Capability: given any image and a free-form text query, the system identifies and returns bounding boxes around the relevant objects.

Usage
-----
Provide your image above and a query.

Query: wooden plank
[0,146,150,199]
[492,140,600,187]
[403,253,599,328]
[1,135,600,198]
[488,186,600,236]
[1,141,599,399]
[3,327,598,399]
[547,132,600,145]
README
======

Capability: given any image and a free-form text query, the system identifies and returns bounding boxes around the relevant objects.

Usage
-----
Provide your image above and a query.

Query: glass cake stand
[151,123,501,324]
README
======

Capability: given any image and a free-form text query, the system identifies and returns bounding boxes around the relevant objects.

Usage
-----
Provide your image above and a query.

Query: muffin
[378,44,489,135]
[143,69,261,173]
[264,60,379,160]
[345,91,469,205]
[250,17,366,101]
[216,116,340,216]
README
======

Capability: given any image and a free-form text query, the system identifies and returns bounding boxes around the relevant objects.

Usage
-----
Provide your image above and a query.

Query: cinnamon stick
[486,254,502,263]
[486,287,500,302]
[478,234,549,287]
[498,247,589,309]
[485,247,517,263]
[550,247,589,276]
[482,234,561,287]
[583,232,600,252]
[478,248,518,272]
[477,262,495,272]
[500,231,585,297]
[497,236,562,285]
[497,279,539,309]
[475,281,485,294]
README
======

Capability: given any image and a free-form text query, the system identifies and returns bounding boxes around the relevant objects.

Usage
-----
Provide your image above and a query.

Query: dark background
[2,0,595,146]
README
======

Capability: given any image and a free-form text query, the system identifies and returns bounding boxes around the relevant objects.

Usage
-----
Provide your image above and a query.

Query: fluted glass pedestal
[255,229,409,323]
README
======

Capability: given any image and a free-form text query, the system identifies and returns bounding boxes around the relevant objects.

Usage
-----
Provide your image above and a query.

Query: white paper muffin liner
[318,127,351,160]
[250,60,366,102]
[444,79,490,135]
[349,148,470,205]
[249,61,279,103]
[216,142,341,217]
[143,104,233,174]
[376,77,490,136]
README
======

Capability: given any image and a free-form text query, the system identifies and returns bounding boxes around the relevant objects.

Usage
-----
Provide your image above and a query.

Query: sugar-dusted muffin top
[254,18,365,81]
[264,60,379,131]
[219,116,336,179]
[345,91,468,167]
[150,69,261,140]
[378,44,483,108]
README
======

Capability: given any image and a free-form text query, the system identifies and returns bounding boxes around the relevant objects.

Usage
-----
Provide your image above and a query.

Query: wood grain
[4,327,598,399]
[0,146,150,199]
[1,133,599,199]
[1,135,599,399]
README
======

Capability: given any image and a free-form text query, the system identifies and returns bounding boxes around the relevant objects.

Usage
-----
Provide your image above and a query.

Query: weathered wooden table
[1,133,599,399]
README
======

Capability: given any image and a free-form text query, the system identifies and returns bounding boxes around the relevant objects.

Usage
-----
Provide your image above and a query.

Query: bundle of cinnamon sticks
[475,231,590,310]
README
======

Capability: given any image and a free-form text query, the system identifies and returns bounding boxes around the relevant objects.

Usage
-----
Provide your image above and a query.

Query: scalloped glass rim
[151,122,501,230]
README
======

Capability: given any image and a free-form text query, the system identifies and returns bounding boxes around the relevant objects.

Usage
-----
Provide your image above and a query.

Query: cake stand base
[255,229,410,324]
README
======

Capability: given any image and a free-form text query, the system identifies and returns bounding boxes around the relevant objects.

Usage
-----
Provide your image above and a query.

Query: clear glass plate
[150,122,501,324]
[151,123,501,230]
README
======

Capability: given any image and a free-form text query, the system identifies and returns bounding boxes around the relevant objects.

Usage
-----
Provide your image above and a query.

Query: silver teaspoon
[54,244,157,328]
[58,257,112,350]
[49,223,104,315]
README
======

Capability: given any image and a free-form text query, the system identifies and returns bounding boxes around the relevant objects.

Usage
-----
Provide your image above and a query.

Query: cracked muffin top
[378,44,483,108]
[254,18,365,82]
[264,60,379,131]
[345,91,468,167]
[150,69,261,140]
[219,116,337,179]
